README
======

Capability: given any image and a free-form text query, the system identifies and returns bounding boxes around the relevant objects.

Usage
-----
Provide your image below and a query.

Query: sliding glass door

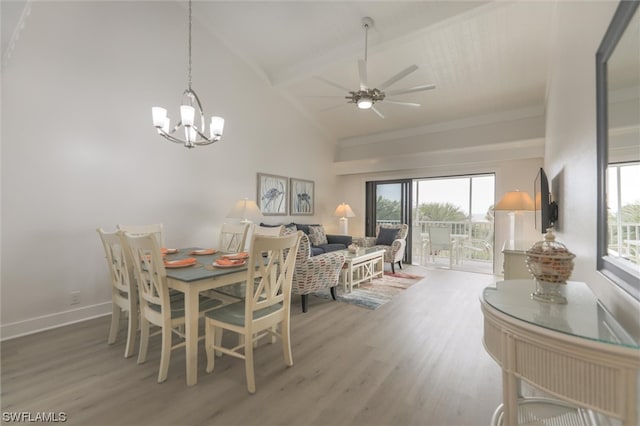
[365,180,412,261]
[366,174,495,273]
[413,174,495,273]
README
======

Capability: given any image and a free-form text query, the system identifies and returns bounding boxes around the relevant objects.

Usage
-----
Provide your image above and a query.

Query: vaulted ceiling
[3,1,557,145]
[195,1,556,144]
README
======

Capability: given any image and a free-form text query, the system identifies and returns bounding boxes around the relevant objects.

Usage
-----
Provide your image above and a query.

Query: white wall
[545,1,640,338]
[0,2,337,339]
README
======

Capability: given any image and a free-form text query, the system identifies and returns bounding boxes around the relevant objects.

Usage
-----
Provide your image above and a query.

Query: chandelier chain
[188,0,192,90]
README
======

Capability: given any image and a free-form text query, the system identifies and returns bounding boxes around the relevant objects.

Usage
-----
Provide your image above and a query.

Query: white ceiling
[2,0,557,144]
[195,1,556,143]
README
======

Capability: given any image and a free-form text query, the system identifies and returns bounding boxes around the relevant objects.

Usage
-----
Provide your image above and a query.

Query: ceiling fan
[313,17,436,119]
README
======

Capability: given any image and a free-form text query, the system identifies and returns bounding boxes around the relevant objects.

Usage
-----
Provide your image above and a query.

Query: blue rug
[313,272,424,310]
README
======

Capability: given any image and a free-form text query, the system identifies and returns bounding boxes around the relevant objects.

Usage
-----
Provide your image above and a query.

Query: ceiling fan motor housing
[347,88,385,105]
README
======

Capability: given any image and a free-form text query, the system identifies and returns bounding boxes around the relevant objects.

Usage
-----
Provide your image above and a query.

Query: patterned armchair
[361,224,409,273]
[292,234,345,313]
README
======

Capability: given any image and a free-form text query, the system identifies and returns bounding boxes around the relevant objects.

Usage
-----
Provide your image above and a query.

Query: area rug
[313,271,424,310]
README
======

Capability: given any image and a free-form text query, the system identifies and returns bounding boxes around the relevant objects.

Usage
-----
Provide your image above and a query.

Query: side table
[481,279,640,425]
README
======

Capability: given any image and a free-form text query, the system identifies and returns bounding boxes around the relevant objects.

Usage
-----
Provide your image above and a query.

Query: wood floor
[1,265,503,426]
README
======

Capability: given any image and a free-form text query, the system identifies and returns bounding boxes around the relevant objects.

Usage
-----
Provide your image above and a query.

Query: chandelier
[151,0,224,149]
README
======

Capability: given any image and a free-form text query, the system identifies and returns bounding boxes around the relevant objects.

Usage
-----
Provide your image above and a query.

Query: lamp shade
[227,198,263,222]
[495,191,535,211]
[334,203,356,218]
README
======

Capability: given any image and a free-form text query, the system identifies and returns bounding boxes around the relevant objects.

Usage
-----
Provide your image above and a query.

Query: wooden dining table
[162,248,252,386]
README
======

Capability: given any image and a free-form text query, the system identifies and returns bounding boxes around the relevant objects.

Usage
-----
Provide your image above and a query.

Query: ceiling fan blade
[377,64,418,91]
[314,76,351,93]
[302,95,346,98]
[358,59,368,90]
[384,100,421,107]
[385,84,436,97]
[371,106,385,119]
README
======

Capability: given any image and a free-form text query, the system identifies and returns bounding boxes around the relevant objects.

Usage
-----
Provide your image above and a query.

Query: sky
[607,163,640,213]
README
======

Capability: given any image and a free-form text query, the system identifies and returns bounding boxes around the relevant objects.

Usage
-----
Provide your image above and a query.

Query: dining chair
[204,231,302,394]
[252,224,284,237]
[117,223,165,248]
[97,228,138,358]
[219,222,250,252]
[427,226,455,268]
[124,231,223,383]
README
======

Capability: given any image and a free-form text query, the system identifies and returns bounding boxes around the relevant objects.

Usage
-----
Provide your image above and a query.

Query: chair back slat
[253,225,284,237]
[97,229,134,296]
[244,232,301,326]
[219,223,250,252]
[124,232,170,314]
[117,223,165,248]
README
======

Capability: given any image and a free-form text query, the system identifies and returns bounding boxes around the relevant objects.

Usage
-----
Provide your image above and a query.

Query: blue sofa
[260,222,352,256]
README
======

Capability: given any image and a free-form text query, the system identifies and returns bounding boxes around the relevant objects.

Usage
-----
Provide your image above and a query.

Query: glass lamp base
[531,280,567,304]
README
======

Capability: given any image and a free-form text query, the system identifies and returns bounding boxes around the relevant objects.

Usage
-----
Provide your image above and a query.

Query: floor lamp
[334,203,355,235]
[495,190,534,242]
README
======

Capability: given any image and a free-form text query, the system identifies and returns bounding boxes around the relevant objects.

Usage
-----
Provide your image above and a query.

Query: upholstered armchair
[361,224,408,273]
[292,234,345,313]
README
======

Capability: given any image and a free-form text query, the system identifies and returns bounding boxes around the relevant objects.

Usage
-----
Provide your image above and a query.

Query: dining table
[161,247,253,386]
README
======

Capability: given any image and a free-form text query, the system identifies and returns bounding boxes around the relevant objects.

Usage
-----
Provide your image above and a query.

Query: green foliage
[376,196,401,221]
[417,202,467,221]
[622,202,640,222]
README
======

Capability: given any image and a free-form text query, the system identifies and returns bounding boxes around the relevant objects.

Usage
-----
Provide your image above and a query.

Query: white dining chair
[252,224,284,237]
[117,223,165,248]
[97,228,138,358]
[218,222,250,252]
[204,231,302,394]
[124,231,223,383]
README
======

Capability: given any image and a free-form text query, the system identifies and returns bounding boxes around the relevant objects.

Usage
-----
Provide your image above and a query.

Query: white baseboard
[1,302,112,341]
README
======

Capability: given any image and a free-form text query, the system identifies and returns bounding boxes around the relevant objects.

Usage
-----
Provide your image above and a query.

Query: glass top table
[483,279,638,349]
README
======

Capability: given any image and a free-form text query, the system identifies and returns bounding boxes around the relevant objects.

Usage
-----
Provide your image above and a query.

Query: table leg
[184,289,199,386]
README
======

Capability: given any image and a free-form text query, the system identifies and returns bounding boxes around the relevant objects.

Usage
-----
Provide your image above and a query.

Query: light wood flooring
[1,265,503,426]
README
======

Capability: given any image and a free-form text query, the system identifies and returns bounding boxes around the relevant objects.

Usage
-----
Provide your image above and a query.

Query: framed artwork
[290,178,314,215]
[257,173,288,215]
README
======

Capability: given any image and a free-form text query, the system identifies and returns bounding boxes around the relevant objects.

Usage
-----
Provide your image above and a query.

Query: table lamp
[227,198,263,223]
[495,190,534,242]
[334,202,355,235]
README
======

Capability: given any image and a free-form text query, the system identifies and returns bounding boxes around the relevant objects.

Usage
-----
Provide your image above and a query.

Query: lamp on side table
[334,202,355,235]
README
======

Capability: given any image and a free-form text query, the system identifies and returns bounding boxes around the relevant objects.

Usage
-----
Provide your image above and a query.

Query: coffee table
[339,248,385,292]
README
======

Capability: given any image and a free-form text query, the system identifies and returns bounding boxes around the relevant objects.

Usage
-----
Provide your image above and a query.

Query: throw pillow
[308,225,328,246]
[283,223,298,235]
[376,227,399,245]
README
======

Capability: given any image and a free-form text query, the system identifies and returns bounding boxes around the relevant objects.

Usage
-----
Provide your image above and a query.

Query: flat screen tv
[534,168,558,232]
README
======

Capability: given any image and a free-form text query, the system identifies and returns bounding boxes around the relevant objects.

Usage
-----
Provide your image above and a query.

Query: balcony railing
[376,219,494,271]
[607,221,640,264]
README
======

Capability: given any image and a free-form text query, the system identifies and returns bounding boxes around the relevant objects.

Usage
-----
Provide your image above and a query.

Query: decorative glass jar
[525,229,575,304]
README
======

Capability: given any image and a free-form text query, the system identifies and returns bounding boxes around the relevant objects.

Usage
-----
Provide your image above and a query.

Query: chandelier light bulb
[162,117,171,134]
[152,107,168,128]
[180,105,195,127]
[210,116,225,138]
[184,126,197,143]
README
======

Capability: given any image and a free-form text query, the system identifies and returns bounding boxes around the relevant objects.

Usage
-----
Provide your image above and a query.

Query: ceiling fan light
[357,97,373,109]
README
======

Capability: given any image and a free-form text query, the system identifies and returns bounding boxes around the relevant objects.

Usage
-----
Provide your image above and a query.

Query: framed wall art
[290,178,314,215]
[257,173,288,215]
